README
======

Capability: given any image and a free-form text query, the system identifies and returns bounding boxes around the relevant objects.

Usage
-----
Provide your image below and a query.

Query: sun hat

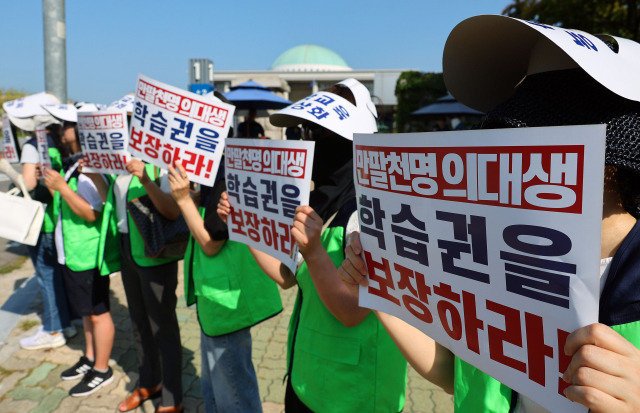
[443,15,640,113]
[3,92,61,131]
[269,78,377,141]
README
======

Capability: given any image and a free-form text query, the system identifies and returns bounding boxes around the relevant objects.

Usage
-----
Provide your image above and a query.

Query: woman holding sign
[339,16,640,413]
[218,79,407,413]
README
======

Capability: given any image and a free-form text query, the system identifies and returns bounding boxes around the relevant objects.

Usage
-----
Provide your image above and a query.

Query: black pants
[285,377,314,413]
[120,235,182,407]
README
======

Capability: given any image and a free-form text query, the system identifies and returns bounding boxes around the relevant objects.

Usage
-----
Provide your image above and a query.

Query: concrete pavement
[0,252,454,413]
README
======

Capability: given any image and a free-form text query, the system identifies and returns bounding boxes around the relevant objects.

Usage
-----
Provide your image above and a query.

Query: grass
[0,255,29,275]
[19,320,39,331]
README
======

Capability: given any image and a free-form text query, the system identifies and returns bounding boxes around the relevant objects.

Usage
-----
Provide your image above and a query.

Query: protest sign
[356,125,605,413]
[225,138,314,273]
[129,74,235,186]
[77,109,131,174]
[36,127,52,171]
[2,114,19,163]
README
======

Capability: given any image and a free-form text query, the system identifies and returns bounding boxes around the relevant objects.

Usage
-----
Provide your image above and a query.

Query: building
[213,44,411,137]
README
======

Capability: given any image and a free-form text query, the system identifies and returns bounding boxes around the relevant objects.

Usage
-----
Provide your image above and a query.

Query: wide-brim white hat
[443,15,640,113]
[270,78,378,141]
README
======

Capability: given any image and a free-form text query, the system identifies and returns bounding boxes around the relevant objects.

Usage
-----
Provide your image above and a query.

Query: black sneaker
[69,367,114,397]
[61,356,94,380]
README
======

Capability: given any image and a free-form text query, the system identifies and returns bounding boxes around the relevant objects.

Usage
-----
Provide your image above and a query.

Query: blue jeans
[27,232,71,333]
[200,327,262,413]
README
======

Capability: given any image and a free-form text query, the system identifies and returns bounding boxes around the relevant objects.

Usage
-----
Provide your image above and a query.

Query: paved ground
[0,249,454,412]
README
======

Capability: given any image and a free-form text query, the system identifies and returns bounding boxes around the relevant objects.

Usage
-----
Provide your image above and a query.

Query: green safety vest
[287,223,407,413]
[41,147,62,233]
[97,163,177,274]
[55,169,101,272]
[453,320,640,412]
[183,207,282,336]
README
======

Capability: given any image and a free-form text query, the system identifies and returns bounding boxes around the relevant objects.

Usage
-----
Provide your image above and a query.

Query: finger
[565,324,632,357]
[565,361,634,404]
[348,231,363,255]
[563,343,627,384]
[175,162,187,177]
[345,244,368,276]
[339,258,368,287]
[564,384,622,413]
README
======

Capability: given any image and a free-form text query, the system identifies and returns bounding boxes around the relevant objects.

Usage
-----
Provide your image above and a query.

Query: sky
[1,0,511,105]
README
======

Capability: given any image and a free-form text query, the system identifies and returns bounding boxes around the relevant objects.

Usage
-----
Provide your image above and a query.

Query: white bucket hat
[108,94,135,113]
[443,15,640,112]
[270,78,377,141]
[3,92,61,131]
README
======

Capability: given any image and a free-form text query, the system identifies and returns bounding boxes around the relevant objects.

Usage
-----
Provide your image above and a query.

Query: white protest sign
[225,138,314,273]
[2,114,20,163]
[36,127,52,171]
[356,125,605,413]
[129,74,235,186]
[77,109,131,175]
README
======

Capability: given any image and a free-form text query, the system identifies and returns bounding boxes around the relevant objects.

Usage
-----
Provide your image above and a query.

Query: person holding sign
[96,157,184,413]
[339,15,640,413]
[218,79,407,412]
[43,119,115,397]
[16,119,76,349]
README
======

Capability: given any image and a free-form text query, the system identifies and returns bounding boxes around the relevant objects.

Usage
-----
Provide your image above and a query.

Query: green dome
[271,44,351,72]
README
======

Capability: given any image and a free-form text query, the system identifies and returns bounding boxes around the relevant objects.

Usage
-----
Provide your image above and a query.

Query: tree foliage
[0,88,28,115]
[395,71,447,132]
[503,0,640,41]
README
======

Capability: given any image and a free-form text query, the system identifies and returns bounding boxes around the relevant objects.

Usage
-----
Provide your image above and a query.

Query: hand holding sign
[291,205,324,260]
[338,231,369,288]
[563,323,640,412]
[216,191,231,225]
[167,162,191,204]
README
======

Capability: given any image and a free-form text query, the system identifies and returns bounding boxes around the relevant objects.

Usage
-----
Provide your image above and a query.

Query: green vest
[453,320,640,412]
[184,207,282,336]
[41,147,62,233]
[126,163,179,267]
[56,171,101,272]
[287,225,407,413]
[97,164,176,273]
[97,175,122,276]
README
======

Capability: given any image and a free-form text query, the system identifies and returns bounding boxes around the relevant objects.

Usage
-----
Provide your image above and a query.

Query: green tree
[503,0,640,41]
[0,88,28,115]
[395,71,447,132]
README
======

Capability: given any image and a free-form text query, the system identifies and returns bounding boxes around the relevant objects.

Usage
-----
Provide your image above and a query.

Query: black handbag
[127,168,190,259]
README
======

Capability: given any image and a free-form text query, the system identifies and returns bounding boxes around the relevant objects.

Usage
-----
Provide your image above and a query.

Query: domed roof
[271,44,351,72]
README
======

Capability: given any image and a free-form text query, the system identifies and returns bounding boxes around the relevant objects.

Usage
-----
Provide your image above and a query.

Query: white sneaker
[20,326,66,350]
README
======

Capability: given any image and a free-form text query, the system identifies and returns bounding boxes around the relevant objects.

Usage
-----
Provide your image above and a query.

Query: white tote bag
[0,188,45,246]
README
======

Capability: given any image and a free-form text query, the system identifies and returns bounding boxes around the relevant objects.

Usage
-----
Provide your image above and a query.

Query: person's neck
[601,191,637,259]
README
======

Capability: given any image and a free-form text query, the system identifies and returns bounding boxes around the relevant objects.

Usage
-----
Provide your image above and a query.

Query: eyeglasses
[302,123,327,141]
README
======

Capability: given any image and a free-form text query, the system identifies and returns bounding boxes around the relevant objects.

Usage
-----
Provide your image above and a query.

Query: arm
[563,323,640,412]
[126,159,180,220]
[339,231,455,393]
[44,168,97,222]
[22,162,39,190]
[217,190,296,289]
[168,162,224,256]
[293,206,370,327]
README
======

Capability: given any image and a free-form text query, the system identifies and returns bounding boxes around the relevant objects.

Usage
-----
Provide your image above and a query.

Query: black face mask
[309,132,355,222]
[481,68,640,218]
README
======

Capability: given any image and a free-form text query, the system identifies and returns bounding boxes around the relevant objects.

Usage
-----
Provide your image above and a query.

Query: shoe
[19,326,66,350]
[155,404,183,413]
[63,325,78,339]
[118,383,162,412]
[69,367,114,397]
[61,355,94,380]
